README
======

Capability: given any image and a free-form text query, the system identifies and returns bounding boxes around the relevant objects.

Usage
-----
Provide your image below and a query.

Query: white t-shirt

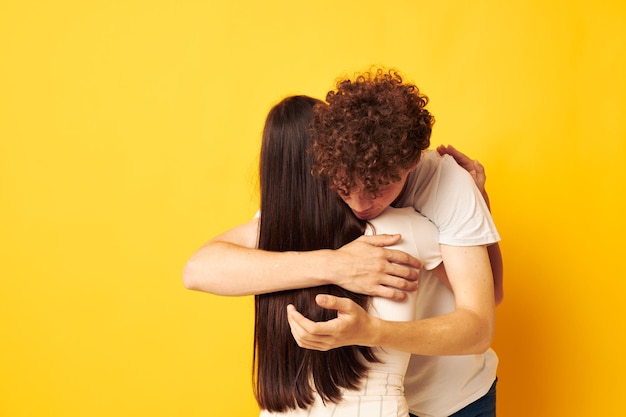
[393,150,500,246]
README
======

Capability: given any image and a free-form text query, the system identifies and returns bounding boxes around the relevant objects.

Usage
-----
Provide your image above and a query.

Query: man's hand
[286,294,379,351]
[437,144,486,193]
[437,144,490,208]
[331,234,421,301]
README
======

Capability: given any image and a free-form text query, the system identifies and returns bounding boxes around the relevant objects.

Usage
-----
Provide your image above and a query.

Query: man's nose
[348,195,372,211]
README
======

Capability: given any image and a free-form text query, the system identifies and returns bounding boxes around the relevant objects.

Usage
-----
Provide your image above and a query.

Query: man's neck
[391,177,410,207]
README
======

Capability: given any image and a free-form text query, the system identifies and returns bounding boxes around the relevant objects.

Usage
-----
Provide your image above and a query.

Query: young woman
[254,95,444,417]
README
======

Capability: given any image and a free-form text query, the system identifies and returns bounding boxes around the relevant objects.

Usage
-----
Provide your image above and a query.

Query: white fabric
[394,150,500,246]
[259,372,407,417]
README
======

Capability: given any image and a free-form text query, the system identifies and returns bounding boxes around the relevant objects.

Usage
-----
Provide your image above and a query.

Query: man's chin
[353,210,380,220]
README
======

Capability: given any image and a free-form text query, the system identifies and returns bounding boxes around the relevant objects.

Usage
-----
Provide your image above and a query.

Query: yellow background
[1,1,625,416]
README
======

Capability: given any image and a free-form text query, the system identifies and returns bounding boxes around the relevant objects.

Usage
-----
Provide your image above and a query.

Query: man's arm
[286,244,495,355]
[182,220,422,301]
[437,144,504,305]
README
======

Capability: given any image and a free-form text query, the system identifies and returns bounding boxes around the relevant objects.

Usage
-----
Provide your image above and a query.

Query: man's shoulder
[392,151,440,210]
[398,149,475,211]
[412,149,472,188]
[405,150,448,194]
[414,149,441,173]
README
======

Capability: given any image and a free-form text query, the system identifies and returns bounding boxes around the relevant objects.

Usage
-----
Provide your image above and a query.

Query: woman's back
[366,207,442,375]
[260,206,442,417]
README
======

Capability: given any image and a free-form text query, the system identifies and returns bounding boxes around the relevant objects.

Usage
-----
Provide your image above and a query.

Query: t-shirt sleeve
[368,207,443,270]
[407,213,443,271]
[420,155,500,246]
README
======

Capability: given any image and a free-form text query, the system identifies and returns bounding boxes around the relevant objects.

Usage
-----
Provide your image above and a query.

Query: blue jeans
[409,377,497,417]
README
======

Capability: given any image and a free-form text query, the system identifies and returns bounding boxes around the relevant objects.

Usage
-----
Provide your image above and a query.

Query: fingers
[384,247,423,270]
[336,234,421,299]
[437,144,473,168]
[473,160,486,184]
[372,273,418,300]
[356,233,402,247]
[286,303,335,350]
[375,247,421,296]
[383,268,419,289]
[473,159,485,173]
[353,236,422,269]
[287,296,363,351]
[437,144,487,190]
[436,144,449,156]
[315,294,356,312]
[286,304,320,333]
[367,246,421,297]
[371,286,409,301]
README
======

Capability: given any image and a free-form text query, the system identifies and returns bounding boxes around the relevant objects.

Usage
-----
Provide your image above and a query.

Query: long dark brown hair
[254,95,377,412]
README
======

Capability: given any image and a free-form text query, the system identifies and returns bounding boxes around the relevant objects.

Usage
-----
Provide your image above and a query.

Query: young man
[287,69,501,417]
[184,69,502,417]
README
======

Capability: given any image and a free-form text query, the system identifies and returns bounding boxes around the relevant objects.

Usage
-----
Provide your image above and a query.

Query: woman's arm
[182,220,422,300]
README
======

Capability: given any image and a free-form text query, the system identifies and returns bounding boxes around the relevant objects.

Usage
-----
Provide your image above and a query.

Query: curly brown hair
[311,68,434,198]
